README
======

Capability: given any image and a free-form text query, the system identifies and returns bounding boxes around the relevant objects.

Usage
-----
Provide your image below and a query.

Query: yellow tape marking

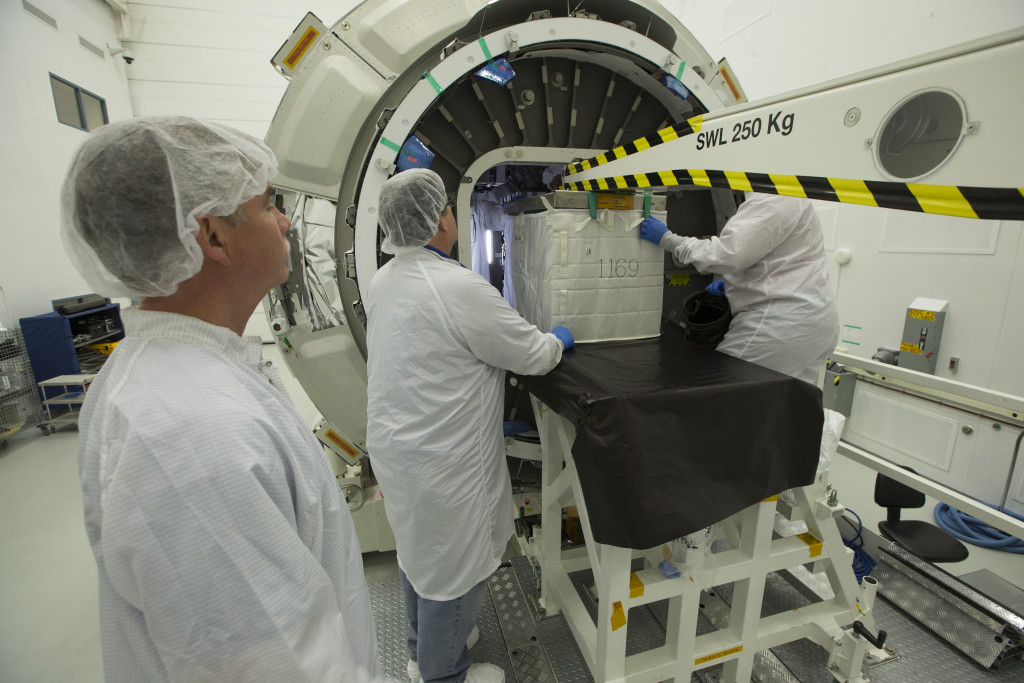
[581,160,592,172]
[612,146,627,159]
[613,176,628,189]
[595,154,608,167]
[629,573,645,598]
[725,171,753,193]
[658,127,679,143]
[688,169,712,188]
[596,177,610,191]
[634,174,652,188]
[634,138,651,153]
[829,178,878,207]
[769,174,807,198]
[909,309,936,321]
[797,532,823,559]
[762,495,779,503]
[687,115,704,133]
[900,342,923,355]
[695,645,743,665]
[659,170,678,186]
[669,274,691,286]
[611,601,627,631]
[908,184,977,219]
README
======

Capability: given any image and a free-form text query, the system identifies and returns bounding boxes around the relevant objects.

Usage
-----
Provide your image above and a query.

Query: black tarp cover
[516,329,824,549]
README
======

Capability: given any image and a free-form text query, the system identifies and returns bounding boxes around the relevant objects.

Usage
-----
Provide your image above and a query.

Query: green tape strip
[675,60,686,81]
[423,71,442,94]
[380,137,402,153]
[588,191,597,219]
[643,190,652,218]
[478,38,492,61]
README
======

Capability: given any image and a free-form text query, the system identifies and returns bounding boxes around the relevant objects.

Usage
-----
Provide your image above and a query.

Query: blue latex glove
[706,280,726,297]
[658,560,681,579]
[551,325,575,350]
[503,419,534,437]
[639,217,669,245]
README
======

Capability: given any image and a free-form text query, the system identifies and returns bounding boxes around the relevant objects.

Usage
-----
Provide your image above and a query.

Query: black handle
[853,620,888,649]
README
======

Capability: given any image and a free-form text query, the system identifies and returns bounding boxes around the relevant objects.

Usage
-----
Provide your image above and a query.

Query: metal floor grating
[369,556,1024,682]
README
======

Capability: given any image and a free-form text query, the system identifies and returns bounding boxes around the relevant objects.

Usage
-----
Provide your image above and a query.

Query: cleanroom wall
[0,0,133,326]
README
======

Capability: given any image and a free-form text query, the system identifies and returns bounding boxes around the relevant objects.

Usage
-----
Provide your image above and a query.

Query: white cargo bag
[510,201,666,342]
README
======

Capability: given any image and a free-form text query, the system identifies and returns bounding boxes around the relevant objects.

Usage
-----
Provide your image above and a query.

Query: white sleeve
[661,199,795,274]
[100,421,392,683]
[441,270,563,375]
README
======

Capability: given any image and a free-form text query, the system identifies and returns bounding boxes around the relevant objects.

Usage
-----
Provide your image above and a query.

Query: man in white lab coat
[365,169,573,683]
[640,192,839,385]
[62,116,385,682]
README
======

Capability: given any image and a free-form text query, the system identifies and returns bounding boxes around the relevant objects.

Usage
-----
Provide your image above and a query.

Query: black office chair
[874,468,969,563]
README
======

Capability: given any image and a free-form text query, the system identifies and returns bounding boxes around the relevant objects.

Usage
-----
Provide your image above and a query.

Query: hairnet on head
[377,168,447,253]
[60,115,277,299]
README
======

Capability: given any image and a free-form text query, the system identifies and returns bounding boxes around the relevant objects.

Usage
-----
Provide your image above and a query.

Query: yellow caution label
[762,495,779,503]
[285,26,319,69]
[900,342,923,355]
[908,309,936,321]
[324,430,358,457]
[629,573,645,598]
[595,194,634,210]
[668,274,691,287]
[695,645,743,665]
[797,532,823,558]
[611,601,626,631]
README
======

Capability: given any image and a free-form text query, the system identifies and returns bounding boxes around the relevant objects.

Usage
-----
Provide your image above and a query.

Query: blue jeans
[399,568,488,683]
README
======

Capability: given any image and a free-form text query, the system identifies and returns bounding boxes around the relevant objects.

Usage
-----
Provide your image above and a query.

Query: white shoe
[407,658,421,683]
[463,662,505,683]
[467,625,480,650]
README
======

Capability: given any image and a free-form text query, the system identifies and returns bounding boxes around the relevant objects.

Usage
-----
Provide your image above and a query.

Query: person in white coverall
[365,169,574,683]
[62,116,386,683]
[640,192,839,385]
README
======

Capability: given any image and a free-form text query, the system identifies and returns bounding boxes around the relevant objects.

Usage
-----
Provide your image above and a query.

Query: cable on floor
[839,509,877,582]
[933,503,1024,553]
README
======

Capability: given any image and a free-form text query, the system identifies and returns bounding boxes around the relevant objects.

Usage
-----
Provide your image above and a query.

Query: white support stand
[531,396,886,683]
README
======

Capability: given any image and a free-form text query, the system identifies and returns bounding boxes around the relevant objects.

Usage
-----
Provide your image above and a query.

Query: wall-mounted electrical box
[899,298,947,374]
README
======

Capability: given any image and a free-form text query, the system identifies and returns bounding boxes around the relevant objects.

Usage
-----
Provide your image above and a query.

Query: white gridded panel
[510,208,666,343]
[0,328,45,441]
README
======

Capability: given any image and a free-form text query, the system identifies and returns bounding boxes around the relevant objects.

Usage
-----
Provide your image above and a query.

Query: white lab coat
[365,248,562,600]
[661,193,839,384]
[78,309,384,683]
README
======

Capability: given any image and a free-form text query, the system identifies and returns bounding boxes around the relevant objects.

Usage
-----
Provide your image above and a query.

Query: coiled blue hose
[933,503,1024,553]
[839,509,877,582]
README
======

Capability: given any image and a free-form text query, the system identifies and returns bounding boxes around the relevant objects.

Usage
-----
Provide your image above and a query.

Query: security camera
[107,44,134,65]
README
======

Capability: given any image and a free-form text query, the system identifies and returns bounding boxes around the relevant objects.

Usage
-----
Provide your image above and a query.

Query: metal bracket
[342,251,356,280]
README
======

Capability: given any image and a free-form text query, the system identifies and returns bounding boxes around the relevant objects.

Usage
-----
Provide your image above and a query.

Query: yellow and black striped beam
[561,169,1024,221]
[564,115,704,178]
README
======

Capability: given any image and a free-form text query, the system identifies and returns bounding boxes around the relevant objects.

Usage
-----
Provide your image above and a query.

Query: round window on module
[875,89,967,181]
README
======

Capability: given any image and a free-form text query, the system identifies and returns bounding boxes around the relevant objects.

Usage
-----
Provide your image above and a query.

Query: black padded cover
[516,327,824,549]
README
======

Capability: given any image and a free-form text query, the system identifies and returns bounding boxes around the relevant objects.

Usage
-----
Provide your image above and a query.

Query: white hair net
[378,168,447,253]
[60,116,277,299]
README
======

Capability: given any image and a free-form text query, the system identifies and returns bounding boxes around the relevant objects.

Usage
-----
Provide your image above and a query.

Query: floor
[1,343,1021,682]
